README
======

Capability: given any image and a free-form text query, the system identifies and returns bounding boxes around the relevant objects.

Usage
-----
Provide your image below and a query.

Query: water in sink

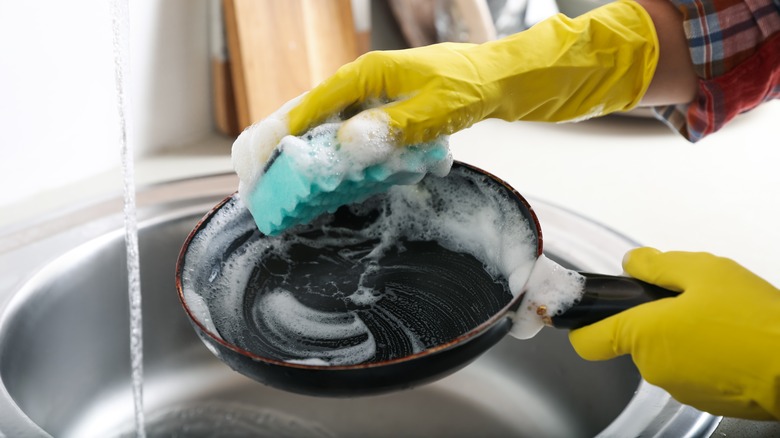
[116,401,334,438]
[110,0,145,435]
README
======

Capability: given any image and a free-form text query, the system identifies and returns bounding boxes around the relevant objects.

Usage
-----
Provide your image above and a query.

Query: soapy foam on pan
[182,198,383,366]
[510,255,586,339]
[254,289,377,365]
[372,174,585,340]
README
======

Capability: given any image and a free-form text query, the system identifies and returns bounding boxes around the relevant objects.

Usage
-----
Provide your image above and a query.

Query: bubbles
[253,289,377,365]
[509,255,586,340]
[335,109,395,167]
[232,96,453,236]
[231,94,304,188]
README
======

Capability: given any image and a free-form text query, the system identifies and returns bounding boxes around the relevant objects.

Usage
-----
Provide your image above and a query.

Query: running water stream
[110,0,146,436]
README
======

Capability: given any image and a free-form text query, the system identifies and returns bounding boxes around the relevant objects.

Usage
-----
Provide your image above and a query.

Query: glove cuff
[475,0,659,122]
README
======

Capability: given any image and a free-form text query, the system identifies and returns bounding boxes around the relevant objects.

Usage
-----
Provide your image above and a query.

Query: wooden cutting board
[223,0,360,130]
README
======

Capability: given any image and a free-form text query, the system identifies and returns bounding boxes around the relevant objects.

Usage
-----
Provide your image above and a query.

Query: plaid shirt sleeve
[652,0,780,142]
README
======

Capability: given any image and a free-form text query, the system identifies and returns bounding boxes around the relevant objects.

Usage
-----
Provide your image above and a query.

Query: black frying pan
[175,161,674,397]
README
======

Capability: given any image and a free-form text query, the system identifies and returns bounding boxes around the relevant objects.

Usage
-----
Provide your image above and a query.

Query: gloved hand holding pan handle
[570,248,780,421]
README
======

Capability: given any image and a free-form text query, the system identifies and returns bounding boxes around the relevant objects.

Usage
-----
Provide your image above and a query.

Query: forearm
[634,0,698,106]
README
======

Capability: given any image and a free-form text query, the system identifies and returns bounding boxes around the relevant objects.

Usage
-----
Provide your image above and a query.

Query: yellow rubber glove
[287,0,658,146]
[569,247,780,420]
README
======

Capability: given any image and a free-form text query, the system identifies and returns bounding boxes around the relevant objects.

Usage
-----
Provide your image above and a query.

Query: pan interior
[180,166,537,367]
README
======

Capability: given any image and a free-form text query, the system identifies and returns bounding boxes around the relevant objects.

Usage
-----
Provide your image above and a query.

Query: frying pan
[175,161,675,397]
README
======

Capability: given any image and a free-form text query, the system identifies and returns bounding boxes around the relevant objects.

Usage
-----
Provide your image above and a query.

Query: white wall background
[0,0,213,207]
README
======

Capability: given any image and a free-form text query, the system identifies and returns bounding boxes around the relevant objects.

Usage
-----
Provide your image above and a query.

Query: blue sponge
[239,123,452,236]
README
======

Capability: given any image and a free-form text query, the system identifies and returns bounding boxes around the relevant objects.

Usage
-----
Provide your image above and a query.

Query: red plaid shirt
[653,0,780,142]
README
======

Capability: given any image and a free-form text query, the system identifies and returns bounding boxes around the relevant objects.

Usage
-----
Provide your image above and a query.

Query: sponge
[232,104,452,236]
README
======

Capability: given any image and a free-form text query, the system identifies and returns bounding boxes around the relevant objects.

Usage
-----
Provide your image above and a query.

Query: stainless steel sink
[0,174,722,437]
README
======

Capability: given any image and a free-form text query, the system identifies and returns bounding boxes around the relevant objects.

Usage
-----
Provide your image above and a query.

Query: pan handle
[550,273,678,330]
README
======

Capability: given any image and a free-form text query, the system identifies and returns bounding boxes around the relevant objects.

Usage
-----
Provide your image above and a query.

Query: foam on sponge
[232,100,453,235]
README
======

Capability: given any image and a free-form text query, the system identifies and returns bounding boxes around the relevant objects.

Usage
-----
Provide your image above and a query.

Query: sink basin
[0,174,720,437]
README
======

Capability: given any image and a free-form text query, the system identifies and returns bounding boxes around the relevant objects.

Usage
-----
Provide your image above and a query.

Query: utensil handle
[551,273,678,330]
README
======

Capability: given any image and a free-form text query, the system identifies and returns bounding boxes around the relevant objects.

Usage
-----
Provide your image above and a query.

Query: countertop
[451,102,780,288]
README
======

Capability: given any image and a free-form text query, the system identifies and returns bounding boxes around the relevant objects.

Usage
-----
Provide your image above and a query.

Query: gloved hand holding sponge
[234,0,659,235]
[288,0,658,145]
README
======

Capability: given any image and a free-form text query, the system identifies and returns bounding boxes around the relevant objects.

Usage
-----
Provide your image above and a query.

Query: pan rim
[175,160,544,371]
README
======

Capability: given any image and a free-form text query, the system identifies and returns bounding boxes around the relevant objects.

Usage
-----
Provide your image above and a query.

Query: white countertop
[3,100,778,287]
[449,101,780,287]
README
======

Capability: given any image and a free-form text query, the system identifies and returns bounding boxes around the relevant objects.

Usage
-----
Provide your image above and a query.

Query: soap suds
[253,289,377,366]
[231,95,303,190]
[231,96,453,235]
[509,254,586,340]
